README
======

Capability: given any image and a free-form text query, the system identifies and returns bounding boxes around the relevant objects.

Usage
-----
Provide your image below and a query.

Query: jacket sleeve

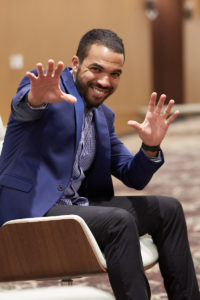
[108,111,164,190]
[11,70,46,122]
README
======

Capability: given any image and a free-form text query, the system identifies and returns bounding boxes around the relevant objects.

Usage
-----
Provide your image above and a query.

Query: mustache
[90,83,113,93]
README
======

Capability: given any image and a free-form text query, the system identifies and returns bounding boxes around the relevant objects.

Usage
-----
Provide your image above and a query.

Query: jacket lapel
[60,68,84,153]
[83,106,113,196]
[93,106,111,171]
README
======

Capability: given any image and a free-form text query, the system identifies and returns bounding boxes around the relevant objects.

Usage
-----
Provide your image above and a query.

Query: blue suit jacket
[0,67,164,226]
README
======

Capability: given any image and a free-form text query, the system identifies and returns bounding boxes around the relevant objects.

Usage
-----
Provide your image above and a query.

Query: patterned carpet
[0,116,199,299]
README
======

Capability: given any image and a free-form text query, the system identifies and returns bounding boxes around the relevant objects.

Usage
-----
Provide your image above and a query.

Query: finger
[148,92,157,113]
[36,62,45,78]
[46,59,55,77]
[155,94,166,114]
[166,110,179,126]
[163,99,175,118]
[54,61,64,79]
[26,71,37,81]
[60,92,77,104]
[127,120,141,131]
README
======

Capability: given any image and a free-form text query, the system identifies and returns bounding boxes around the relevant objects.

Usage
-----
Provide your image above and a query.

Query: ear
[72,56,80,74]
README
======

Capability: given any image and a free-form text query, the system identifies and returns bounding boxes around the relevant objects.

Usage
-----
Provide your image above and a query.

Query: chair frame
[0,215,158,283]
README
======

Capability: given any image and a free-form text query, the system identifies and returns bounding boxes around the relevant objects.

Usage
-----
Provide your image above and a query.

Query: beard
[75,69,114,108]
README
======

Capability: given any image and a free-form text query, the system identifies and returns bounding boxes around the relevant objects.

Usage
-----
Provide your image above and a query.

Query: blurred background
[0,0,200,134]
[0,0,200,298]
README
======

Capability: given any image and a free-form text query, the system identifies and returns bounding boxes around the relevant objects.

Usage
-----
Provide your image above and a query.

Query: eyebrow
[89,63,123,75]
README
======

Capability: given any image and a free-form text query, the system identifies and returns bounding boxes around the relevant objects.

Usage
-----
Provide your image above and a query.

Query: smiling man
[0,29,199,299]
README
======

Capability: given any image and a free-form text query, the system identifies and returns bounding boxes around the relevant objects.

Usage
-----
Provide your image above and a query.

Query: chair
[0,286,115,300]
[0,215,158,283]
[0,115,5,154]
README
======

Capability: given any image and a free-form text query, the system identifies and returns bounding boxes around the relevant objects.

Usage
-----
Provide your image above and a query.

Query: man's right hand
[26,59,77,107]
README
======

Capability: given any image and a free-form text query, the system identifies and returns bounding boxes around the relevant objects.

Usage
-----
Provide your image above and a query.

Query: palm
[29,74,63,104]
[128,93,179,146]
[26,60,76,106]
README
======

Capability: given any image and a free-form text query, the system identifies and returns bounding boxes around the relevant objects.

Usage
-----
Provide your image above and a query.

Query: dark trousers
[45,196,200,300]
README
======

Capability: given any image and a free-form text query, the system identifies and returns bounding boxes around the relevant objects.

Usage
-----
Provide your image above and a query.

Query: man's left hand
[128,92,179,146]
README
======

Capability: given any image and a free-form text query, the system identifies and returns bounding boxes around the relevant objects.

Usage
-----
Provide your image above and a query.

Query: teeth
[93,87,106,95]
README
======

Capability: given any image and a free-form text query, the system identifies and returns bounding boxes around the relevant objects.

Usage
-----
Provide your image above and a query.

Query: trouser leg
[45,203,150,300]
[151,196,200,300]
[90,196,199,300]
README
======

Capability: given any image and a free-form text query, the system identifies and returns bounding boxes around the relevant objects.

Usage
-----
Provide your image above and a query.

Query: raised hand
[26,59,77,107]
[128,92,179,146]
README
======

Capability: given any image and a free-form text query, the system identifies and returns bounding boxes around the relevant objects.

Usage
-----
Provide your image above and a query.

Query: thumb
[61,93,77,104]
[127,120,141,131]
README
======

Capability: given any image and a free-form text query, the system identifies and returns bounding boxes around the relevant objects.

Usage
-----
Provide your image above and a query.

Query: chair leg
[61,278,73,286]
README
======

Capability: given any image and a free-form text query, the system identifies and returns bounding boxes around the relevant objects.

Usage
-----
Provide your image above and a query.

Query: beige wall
[183,0,200,104]
[0,0,152,134]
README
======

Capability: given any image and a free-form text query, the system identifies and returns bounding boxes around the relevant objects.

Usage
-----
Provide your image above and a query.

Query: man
[0,29,199,299]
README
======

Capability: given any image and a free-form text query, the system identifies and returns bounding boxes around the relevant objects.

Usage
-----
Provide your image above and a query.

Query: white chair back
[0,115,5,154]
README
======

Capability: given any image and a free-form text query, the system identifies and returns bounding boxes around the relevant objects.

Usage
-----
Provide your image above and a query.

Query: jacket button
[57,184,64,191]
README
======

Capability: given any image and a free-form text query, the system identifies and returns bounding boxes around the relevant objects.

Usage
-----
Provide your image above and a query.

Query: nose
[97,74,111,87]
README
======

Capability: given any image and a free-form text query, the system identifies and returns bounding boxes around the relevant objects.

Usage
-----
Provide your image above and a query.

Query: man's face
[72,44,124,108]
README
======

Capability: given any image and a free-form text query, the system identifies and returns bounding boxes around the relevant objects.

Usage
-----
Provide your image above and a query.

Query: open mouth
[93,87,108,97]
[91,84,112,99]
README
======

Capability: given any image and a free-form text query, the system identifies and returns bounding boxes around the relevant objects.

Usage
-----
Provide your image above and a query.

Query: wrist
[27,101,47,110]
[141,143,161,158]
[141,142,161,152]
[27,93,47,110]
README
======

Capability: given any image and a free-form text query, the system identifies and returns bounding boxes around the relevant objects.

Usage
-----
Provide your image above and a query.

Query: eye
[111,72,121,79]
[90,66,101,73]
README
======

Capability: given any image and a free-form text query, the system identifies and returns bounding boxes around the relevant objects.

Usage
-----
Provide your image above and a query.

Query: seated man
[0,29,199,299]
